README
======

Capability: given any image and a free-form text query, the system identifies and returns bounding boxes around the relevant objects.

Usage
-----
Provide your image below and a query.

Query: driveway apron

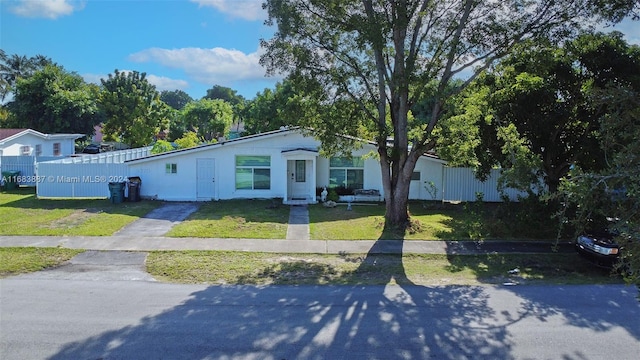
[15,250,155,281]
[114,202,200,237]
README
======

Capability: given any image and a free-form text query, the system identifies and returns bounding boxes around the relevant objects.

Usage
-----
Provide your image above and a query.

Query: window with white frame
[165,163,177,174]
[329,156,364,189]
[35,144,42,156]
[236,155,271,190]
[53,143,61,156]
[20,145,31,155]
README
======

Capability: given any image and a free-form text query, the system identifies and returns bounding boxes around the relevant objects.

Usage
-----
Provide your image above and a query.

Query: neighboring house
[0,128,83,157]
[125,127,448,203]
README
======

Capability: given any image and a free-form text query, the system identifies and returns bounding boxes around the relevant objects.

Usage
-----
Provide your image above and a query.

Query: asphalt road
[1,278,639,360]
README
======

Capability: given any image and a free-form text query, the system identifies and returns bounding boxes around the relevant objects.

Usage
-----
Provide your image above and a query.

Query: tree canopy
[261,0,632,230]
[0,51,53,101]
[99,70,170,147]
[6,64,101,136]
[178,98,233,141]
[160,90,193,110]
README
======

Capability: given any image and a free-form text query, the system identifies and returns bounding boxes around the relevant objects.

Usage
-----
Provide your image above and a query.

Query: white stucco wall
[0,133,76,157]
[126,130,449,202]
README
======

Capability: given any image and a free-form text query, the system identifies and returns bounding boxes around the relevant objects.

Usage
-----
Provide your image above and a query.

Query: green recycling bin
[2,170,21,191]
[108,182,125,204]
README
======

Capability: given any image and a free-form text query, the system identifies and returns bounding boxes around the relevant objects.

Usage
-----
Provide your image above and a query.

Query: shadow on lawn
[47,235,640,359]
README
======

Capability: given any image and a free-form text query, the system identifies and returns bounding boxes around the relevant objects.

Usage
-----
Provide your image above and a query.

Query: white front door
[288,159,309,200]
[196,158,215,200]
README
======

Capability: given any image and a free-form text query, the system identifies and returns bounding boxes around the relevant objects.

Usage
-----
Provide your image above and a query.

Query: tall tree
[471,32,639,194]
[160,90,193,110]
[203,85,244,105]
[243,80,301,134]
[99,70,170,147]
[178,98,233,141]
[6,64,101,135]
[261,0,630,231]
[0,51,54,101]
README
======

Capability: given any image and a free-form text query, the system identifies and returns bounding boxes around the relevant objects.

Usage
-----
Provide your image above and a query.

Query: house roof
[0,128,84,145]
[0,128,29,141]
[126,127,300,164]
[127,127,449,165]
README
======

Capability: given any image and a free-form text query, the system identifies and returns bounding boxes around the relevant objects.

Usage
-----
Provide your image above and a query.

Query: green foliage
[177,98,233,141]
[174,131,202,149]
[151,140,175,154]
[243,80,306,135]
[557,65,640,290]
[470,32,638,194]
[99,70,170,148]
[261,0,615,229]
[160,89,193,110]
[0,51,53,101]
[203,85,245,105]
[6,64,101,135]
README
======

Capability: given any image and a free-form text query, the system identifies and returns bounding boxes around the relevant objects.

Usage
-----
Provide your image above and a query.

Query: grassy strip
[0,189,161,236]
[0,247,84,277]
[309,201,558,241]
[146,251,621,286]
[167,199,289,238]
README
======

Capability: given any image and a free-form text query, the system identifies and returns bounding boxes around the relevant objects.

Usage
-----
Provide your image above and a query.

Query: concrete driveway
[114,202,200,237]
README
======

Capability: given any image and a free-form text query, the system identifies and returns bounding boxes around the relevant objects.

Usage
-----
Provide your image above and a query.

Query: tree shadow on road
[47,237,640,359]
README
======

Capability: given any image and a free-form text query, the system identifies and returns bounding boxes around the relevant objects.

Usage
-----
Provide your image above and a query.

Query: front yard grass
[0,188,161,236]
[146,251,621,286]
[309,201,556,240]
[0,247,84,277]
[166,199,289,238]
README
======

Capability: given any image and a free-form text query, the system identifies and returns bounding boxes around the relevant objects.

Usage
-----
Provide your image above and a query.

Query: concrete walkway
[0,235,573,255]
[286,205,310,240]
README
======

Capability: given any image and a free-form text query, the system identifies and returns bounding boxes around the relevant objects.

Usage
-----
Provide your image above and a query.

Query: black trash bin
[2,170,21,191]
[108,182,125,204]
[128,176,142,202]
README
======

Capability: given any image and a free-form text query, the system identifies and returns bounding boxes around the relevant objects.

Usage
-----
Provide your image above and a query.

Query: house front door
[287,159,310,200]
[196,158,215,200]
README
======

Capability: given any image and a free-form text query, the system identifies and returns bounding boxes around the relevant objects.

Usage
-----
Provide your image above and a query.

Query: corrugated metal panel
[36,162,129,198]
[443,167,526,202]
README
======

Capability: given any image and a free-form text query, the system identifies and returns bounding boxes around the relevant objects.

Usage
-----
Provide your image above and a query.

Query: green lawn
[309,201,557,240]
[167,199,290,238]
[146,251,621,286]
[0,188,161,236]
[0,247,84,277]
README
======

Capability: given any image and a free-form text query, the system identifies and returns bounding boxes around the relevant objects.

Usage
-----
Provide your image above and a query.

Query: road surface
[1,277,639,360]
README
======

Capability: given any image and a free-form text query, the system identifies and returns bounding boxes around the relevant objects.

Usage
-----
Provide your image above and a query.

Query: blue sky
[1,0,278,100]
[1,0,639,101]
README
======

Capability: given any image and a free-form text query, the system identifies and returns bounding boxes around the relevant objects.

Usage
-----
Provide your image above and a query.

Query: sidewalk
[0,235,573,254]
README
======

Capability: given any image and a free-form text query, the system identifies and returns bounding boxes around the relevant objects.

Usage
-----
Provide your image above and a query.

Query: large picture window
[236,155,271,190]
[329,156,364,190]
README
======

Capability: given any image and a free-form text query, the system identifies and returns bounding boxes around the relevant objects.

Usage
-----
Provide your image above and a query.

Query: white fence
[36,162,129,198]
[442,167,525,202]
[1,147,151,189]
[45,147,152,164]
[1,156,60,186]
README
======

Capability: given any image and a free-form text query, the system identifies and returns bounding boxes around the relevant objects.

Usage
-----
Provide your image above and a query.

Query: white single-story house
[0,128,83,157]
[125,128,447,204]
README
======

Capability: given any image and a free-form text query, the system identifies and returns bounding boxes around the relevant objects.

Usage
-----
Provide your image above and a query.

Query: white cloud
[82,72,190,92]
[9,0,83,19]
[145,74,190,92]
[190,0,265,21]
[128,47,270,86]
